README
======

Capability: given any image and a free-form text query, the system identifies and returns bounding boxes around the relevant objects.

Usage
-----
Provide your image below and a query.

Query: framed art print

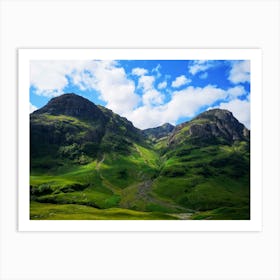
[2,0,280,280]
[18,48,262,231]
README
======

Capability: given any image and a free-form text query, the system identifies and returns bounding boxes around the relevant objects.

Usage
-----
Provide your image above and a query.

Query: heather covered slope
[30,93,250,220]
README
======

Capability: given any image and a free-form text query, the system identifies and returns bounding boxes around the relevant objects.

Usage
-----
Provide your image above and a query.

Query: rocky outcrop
[143,123,175,140]
[169,109,250,146]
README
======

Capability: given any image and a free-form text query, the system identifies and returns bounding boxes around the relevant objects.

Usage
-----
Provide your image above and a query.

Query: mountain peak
[161,123,175,129]
[32,93,104,121]
[194,108,234,122]
[169,108,249,146]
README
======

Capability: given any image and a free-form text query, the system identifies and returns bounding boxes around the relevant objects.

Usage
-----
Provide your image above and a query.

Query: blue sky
[30,59,250,129]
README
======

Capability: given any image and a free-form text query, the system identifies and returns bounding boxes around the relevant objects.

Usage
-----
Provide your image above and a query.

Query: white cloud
[171,75,191,88]
[138,75,155,91]
[142,89,164,107]
[132,67,148,76]
[226,85,246,99]
[30,102,37,113]
[30,60,140,115]
[30,60,94,97]
[228,60,250,84]
[158,81,167,89]
[30,60,250,130]
[30,61,69,97]
[189,60,214,75]
[125,106,167,129]
[165,85,226,122]
[89,61,140,115]
[126,85,227,129]
[138,75,164,107]
[218,99,250,129]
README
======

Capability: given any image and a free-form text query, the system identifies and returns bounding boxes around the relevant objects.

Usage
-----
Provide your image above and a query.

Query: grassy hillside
[30,140,249,219]
[152,141,250,219]
[30,202,177,220]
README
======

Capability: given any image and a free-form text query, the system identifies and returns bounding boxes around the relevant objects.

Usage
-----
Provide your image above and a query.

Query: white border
[18,48,262,231]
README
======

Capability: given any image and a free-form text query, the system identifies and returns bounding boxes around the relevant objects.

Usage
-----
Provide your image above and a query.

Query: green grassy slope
[30,201,177,220]
[30,140,249,220]
[152,141,250,219]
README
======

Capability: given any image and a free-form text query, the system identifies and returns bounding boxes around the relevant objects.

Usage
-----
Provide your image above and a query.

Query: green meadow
[30,140,250,220]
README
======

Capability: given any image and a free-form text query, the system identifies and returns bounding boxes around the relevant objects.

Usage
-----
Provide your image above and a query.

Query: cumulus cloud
[30,60,140,115]
[228,60,250,84]
[132,67,148,76]
[138,75,155,91]
[126,85,227,129]
[189,60,215,75]
[165,85,226,121]
[142,89,164,106]
[30,60,250,130]
[158,81,167,89]
[124,105,167,129]
[92,62,140,114]
[30,102,37,113]
[138,75,164,107]
[30,61,71,97]
[218,98,250,129]
[226,85,246,99]
[171,75,191,88]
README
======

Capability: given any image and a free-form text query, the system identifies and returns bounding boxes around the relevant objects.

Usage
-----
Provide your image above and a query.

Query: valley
[30,93,250,220]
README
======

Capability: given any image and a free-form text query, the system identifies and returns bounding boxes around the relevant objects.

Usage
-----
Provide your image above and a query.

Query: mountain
[33,93,105,121]
[168,109,249,146]
[143,123,175,141]
[30,93,250,220]
[153,109,250,219]
[30,93,144,165]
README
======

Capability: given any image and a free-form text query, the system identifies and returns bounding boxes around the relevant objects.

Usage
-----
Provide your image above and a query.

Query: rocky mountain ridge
[31,93,250,158]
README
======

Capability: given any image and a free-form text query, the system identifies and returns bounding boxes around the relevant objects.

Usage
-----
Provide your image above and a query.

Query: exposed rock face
[194,109,249,141]
[169,109,250,146]
[143,123,175,140]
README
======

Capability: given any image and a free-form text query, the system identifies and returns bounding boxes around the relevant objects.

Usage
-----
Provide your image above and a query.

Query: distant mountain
[143,123,175,141]
[30,93,250,220]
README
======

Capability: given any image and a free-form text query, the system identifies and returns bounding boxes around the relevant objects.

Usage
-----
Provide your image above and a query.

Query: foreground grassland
[30,202,178,220]
[30,141,250,220]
